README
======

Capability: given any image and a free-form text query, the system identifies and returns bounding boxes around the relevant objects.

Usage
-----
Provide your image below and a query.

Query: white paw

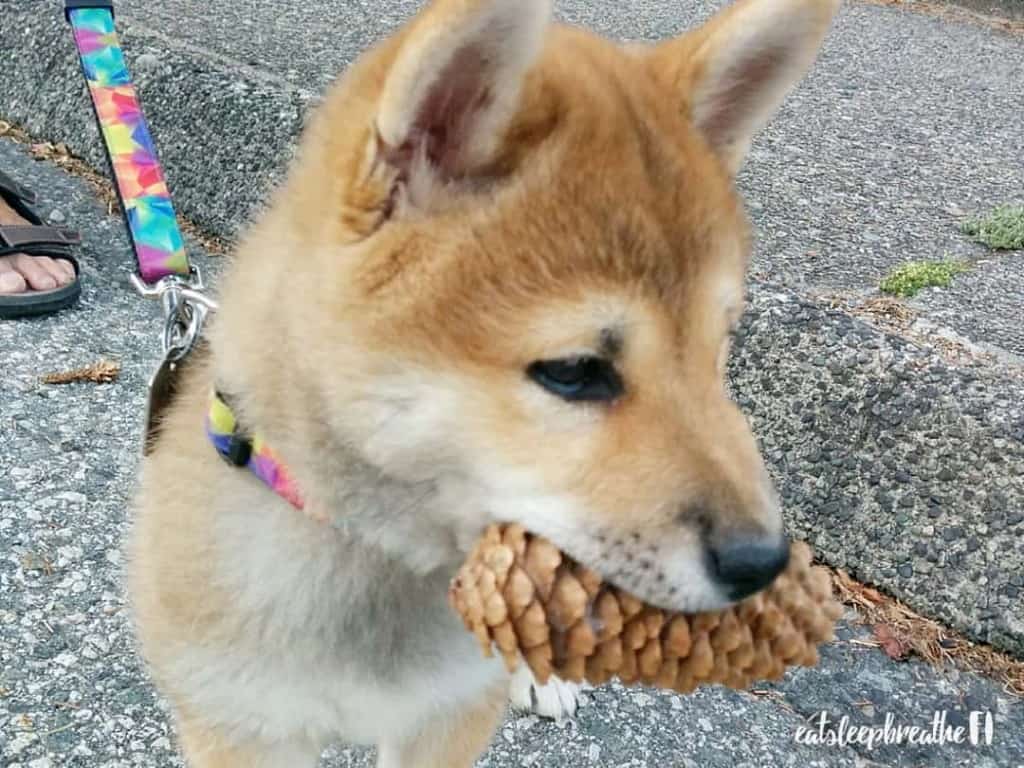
[508,665,588,721]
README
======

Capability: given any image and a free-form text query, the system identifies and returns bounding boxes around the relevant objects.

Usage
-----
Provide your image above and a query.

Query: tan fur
[378,682,508,767]
[129,0,840,765]
[174,707,311,768]
[171,683,506,768]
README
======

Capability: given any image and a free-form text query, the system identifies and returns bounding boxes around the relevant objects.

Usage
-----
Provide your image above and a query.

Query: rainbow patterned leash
[65,0,217,453]
[66,1,189,283]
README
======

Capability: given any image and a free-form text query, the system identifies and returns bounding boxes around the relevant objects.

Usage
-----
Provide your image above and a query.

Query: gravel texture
[1,0,1024,764]
[731,284,1024,654]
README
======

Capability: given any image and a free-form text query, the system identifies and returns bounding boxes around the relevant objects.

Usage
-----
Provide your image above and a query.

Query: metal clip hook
[130,267,218,361]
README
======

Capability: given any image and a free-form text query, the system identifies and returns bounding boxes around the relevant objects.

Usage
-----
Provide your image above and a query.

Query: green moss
[879,260,970,298]
[961,205,1024,250]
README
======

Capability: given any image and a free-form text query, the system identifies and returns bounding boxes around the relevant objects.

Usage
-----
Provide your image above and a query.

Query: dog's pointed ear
[376,0,551,197]
[647,0,840,175]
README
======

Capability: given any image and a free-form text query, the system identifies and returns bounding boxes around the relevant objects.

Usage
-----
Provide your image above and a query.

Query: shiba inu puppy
[128,0,840,764]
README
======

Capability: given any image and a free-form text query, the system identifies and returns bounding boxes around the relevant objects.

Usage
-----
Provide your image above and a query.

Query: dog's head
[223,0,839,610]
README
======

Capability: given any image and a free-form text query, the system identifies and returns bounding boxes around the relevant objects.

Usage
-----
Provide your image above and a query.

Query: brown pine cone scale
[449,524,842,694]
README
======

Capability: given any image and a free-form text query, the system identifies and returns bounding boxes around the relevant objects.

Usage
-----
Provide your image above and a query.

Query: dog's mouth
[505,523,790,616]
[498,523,727,615]
[479,491,788,615]
[582,549,733,614]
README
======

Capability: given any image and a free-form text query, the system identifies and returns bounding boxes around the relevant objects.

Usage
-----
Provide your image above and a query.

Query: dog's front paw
[508,665,588,721]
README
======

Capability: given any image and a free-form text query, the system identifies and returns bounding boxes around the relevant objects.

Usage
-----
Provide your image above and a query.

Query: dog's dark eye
[527,357,623,402]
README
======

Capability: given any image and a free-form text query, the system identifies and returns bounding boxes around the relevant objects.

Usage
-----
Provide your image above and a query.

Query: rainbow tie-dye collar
[205,392,305,510]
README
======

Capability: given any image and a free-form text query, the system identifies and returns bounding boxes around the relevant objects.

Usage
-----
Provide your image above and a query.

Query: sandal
[0,169,83,319]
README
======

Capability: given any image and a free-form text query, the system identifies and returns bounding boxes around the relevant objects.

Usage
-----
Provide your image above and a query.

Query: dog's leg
[508,666,587,721]
[175,711,321,768]
[377,683,507,768]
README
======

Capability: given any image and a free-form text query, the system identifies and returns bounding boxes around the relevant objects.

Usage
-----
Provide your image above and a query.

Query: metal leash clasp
[130,267,218,453]
[130,266,218,361]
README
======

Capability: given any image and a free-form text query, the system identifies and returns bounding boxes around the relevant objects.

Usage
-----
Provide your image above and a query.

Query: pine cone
[449,524,842,693]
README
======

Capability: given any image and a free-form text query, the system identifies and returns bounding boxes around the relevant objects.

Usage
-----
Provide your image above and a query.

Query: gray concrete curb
[1,1,1021,658]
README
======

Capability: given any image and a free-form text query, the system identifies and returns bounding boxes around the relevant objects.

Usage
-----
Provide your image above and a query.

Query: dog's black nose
[708,534,790,601]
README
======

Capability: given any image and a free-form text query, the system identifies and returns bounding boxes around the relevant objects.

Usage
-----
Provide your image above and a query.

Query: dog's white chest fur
[165,486,506,749]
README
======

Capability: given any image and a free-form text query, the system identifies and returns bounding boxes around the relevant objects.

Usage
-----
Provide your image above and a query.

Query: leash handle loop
[64,0,114,22]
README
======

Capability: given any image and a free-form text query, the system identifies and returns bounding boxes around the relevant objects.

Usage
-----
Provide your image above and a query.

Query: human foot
[0,168,81,318]
[0,195,77,294]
